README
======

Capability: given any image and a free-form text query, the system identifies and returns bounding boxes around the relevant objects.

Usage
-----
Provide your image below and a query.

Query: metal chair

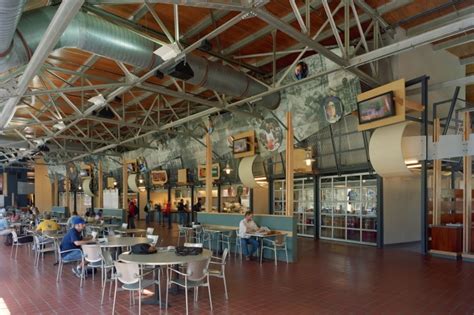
[209,248,229,299]
[112,260,155,315]
[81,244,103,281]
[218,230,233,252]
[261,233,289,266]
[10,230,32,260]
[177,225,188,246]
[56,243,84,287]
[166,257,213,315]
[234,235,242,259]
[32,234,55,267]
[199,229,212,251]
[100,248,115,305]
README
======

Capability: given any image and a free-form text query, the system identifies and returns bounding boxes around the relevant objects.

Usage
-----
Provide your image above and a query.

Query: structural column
[432,118,441,226]
[98,160,103,208]
[122,156,128,209]
[285,112,294,216]
[205,120,213,213]
[463,112,472,257]
[53,175,58,206]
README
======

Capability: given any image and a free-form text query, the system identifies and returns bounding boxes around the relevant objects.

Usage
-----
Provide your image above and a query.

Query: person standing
[192,198,202,222]
[164,201,171,229]
[128,200,137,229]
[144,200,152,226]
[155,203,162,226]
[177,199,186,225]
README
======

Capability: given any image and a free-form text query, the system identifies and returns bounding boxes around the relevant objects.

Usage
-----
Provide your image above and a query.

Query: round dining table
[119,249,212,306]
[113,228,146,236]
[98,236,150,248]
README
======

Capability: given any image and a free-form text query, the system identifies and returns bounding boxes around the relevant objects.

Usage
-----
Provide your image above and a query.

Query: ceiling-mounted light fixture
[78,185,82,190]
[85,94,106,116]
[153,43,181,61]
[224,162,233,175]
[304,148,315,166]
[53,121,66,130]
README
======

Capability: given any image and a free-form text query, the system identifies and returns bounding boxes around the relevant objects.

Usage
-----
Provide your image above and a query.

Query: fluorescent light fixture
[407,164,422,169]
[19,148,26,151]
[25,134,33,138]
[153,43,181,61]
[404,159,419,165]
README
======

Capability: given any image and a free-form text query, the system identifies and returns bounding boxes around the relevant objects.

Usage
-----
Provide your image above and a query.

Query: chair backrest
[114,261,139,285]
[222,248,229,263]
[91,231,98,239]
[275,233,287,245]
[32,234,41,246]
[146,227,154,235]
[101,248,114,266]
[82,244,102,263]
[10,230,18,243]
[121,223,128,229]
[186,257,211,281]
[147,235,159,246]
[184,242,203,248]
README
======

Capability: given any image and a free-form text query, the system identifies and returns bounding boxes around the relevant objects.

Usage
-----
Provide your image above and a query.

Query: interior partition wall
[273,177,315,237]
[320,173,378,245]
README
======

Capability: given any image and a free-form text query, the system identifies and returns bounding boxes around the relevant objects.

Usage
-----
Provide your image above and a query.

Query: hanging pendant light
[224,162,233,175]
[305,148,315,166]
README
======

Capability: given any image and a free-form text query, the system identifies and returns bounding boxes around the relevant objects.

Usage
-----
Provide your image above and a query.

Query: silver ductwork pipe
[1,5,280,110]
[0,0,27,56]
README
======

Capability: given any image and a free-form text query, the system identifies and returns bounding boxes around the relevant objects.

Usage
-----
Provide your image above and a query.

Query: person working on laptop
[238,211,261,261]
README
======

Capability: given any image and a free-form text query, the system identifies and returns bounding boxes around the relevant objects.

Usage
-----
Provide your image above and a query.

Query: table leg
[259,237,263,264]
[141,267,167,307]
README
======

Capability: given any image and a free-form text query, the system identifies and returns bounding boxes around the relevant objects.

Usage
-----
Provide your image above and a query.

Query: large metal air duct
[0,5,280,110]
[0,0,27,56]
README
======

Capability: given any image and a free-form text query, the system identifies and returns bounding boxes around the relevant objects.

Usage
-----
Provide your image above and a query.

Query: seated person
[66,211,80,230]
[10,211,20,223]
[238,211,261,261]
[60,217,94,278]
[0,214,12,236]
[36,214,60,234]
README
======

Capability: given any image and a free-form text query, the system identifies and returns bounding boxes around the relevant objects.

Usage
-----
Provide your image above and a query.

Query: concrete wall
[390,29,465,119]
[34,158,53,212]
[383,176,421,244]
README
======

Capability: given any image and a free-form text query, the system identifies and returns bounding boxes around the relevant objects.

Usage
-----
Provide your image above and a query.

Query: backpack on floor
[4,233,12,246]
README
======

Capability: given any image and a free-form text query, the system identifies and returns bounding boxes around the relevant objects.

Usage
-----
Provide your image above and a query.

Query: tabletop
[246,231,283,238]
[114,228,146,234]
[98,236,150,248]
[119,249,212,266]
[202,226,238,233]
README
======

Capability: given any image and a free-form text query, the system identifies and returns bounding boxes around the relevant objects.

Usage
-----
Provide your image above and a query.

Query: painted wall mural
[47,51,361,178]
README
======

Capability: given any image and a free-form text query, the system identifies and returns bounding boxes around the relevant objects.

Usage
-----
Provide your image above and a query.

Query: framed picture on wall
[198,164,220,181]
[151,170,167,185]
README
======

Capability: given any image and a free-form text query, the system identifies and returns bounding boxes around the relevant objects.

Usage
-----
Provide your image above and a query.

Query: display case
[273,177,315,237]
[320,173,377,245]
[220,185,249,213]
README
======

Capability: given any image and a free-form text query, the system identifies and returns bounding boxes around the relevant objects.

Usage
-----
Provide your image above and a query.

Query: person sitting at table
[177,199,186,225]
[36,214,60,233]
[238,211,260,261]
[60,217,93,278]
[66,210,81,230]
[10,211,21,223]
[0,213,13,236]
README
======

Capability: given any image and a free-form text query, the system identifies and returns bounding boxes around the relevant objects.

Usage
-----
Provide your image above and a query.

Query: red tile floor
[1,220,474,314]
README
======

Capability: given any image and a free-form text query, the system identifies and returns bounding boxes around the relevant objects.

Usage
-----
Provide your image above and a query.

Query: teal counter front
[197,212,297,263]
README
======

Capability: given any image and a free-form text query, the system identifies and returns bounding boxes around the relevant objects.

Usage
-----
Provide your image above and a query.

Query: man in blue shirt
[60,216,93,277]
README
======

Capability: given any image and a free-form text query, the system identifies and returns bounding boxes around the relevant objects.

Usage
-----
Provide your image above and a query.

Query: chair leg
[194,287,198,302]
[15,245,19,260]
[285,246,289,264]
[185,284,189,315]
[138,283,142,315]
[100,268,106,305]
[165,269,169,309]
[274,246,277,266]
[207,276,213,311]
[112,278,118,314]
[56,262,62,282]
[157,268,162,309]
[10,244,14,257]
[223,274,229,300]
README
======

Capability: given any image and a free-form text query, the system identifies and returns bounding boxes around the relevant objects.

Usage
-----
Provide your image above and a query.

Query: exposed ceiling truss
[0,0,472,166]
